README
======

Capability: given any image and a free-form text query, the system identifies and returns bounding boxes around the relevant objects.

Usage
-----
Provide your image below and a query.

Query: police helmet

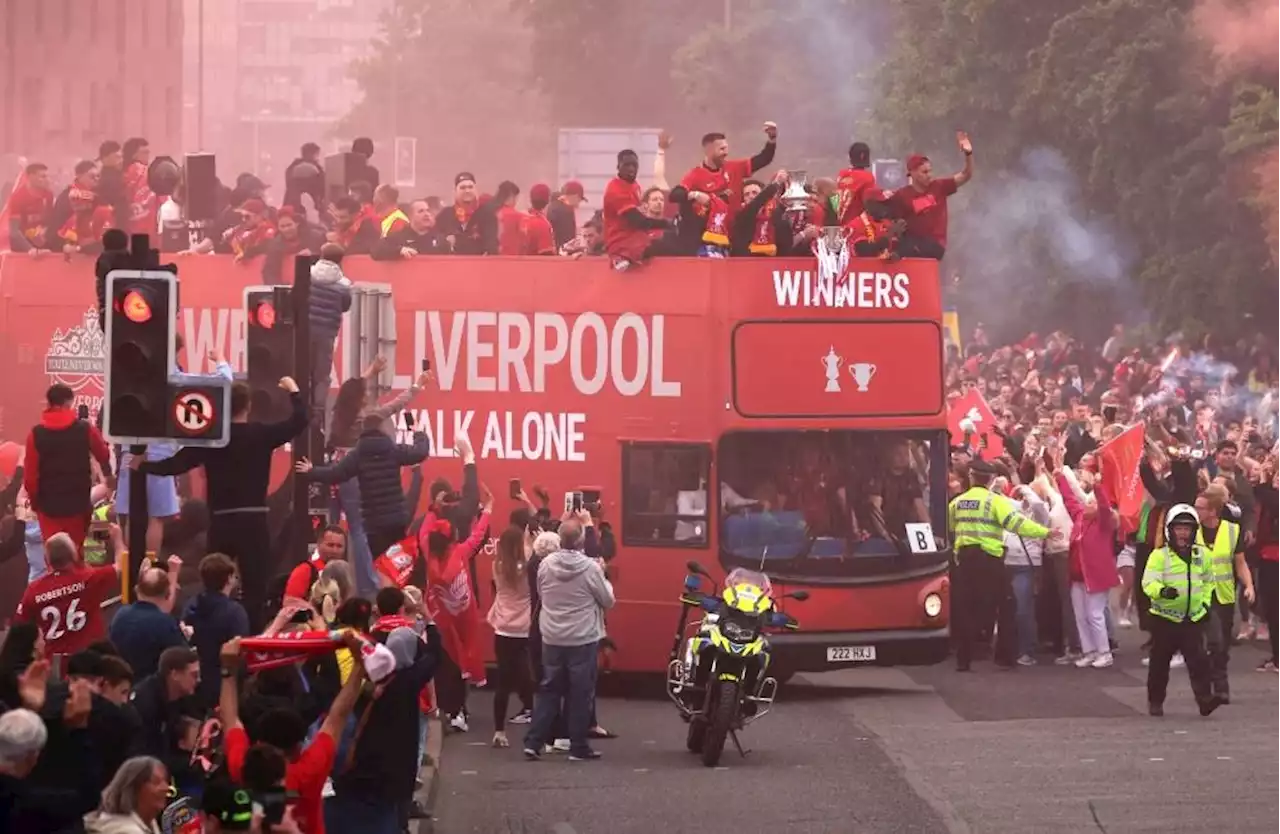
[1164,503,1199,541]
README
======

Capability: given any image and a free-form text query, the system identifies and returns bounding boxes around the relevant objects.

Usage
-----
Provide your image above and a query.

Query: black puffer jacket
[308,429,430,533]
[309,259,353,343]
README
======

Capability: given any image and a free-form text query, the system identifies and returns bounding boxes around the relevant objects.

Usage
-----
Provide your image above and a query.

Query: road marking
[1080,758,1096,763]
[1149,758,1164,762]
[642,740,657,745]
[633,768,649,773]
[467,742,486,747]
[1216,756,1232,761]
[460,770,478,775]
[1173,730,1188,735]
[714,766,729,771]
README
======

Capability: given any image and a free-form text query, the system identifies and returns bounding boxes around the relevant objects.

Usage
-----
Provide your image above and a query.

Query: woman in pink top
[1056,458,1120,668]
[487,525,535,747]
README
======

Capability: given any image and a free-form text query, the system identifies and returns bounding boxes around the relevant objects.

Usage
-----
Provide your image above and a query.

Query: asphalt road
[433,630,1278,834]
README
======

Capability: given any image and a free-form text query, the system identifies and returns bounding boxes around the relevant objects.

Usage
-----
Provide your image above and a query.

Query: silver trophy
[781,169,809,214]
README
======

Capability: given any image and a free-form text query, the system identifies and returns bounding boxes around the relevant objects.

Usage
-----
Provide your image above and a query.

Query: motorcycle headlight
[923,593,943,618]
[720,614,759,644]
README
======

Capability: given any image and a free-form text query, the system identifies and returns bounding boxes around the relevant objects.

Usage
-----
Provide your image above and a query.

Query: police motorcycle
[666,560,807,767]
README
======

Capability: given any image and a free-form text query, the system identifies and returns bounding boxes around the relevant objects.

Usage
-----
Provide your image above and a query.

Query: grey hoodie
[537,548,615,647]
[309,258,353,342]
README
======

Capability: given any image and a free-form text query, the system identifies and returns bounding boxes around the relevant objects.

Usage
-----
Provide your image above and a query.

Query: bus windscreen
[717,430,949,579]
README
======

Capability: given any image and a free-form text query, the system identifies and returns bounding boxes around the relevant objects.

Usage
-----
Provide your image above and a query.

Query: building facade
[183,0,390,189]
[0,0,184,179]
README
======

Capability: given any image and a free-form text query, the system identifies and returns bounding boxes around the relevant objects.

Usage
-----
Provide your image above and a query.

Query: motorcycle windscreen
[731,320,944,418]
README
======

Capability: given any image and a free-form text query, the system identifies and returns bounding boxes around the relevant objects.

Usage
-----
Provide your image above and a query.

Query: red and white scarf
[748,196,779,255]
[240,629,394,681]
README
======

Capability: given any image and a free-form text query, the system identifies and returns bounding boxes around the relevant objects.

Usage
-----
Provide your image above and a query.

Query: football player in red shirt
[602,150,672,271]
[887,130,974,260]
[523,184,557,256]
[14,525,125,658]
[675,121,778,253]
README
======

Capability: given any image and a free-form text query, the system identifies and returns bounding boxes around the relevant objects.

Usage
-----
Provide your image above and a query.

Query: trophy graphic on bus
[822,347,844,393]
[848,362,878,393]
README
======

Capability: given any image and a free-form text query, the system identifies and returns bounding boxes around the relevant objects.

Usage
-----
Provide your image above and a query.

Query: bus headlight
[923,593,943,618]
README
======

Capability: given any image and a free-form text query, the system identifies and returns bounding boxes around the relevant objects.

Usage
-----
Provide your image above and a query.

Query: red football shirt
[227,725,335,834]
[284,557,326,601]
[14,565,118,656]
[522,210,555,255]
[888,177,959,248]
[680,158,754,227]
[497,206,527,256]
[835,167,877,225]
[602,177,653,260]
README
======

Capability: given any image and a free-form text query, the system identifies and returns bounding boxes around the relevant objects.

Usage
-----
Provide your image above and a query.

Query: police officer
[948,459,1049,671]
[1141,503,1223,717]
[1195,486,1253,704]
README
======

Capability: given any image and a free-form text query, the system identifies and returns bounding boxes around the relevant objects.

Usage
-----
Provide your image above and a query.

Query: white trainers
[1090,652,1114,668]
[449,713,470,733]
[1170,652,1185,668]
[1118,616,1133,628]
[551,738,571,753]
[1141,655,1151,667]
[1055,651,1082,666]
[1074,652,1098,668]
[1016,654,1038,667]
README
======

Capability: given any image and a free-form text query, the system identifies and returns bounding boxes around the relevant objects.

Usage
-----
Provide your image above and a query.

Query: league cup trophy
[848,362,877,393]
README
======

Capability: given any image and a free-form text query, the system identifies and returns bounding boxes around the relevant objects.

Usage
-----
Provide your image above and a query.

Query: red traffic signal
[254,301,277,329]
[118,290,154,323]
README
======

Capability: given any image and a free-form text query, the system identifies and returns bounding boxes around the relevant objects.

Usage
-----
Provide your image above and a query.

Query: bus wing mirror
[785,590,810,602]
[686,560,708,577]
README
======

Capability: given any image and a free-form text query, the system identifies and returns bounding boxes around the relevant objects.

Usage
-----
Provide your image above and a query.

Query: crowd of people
[0,358,623,833]
[943,323,1279,715]
[0,118,1275,832]
[3,124,975,276]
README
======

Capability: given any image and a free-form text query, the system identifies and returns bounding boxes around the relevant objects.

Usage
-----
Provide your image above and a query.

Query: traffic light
[245,285,295,422]
[104,270,177,442]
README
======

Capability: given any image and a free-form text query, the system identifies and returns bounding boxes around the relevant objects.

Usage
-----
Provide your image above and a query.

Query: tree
[871,0,1278,340]
[522,0,893,178]
[341,0,555,193]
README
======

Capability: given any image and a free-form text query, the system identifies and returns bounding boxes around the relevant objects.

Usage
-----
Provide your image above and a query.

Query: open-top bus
[0,253,950,673]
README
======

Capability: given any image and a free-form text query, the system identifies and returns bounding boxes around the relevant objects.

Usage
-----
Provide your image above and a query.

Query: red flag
[1098,422,1146,534]
[947,389,1004,458]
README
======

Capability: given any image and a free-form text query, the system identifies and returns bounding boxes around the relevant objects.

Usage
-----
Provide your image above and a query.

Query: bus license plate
[826,646,876,663]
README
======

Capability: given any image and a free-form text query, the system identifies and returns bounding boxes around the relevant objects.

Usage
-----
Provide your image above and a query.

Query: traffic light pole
[125,444,148,601]
[291,255,316,567]
[122,234,160,602]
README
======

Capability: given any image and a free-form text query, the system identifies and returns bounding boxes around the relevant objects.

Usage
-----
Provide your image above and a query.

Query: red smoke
[1192,0,1279,71]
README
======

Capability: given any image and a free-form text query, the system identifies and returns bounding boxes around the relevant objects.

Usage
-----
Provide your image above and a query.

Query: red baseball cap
[561,180,587,201]
[906,153,929,172]
[529,183,552,203]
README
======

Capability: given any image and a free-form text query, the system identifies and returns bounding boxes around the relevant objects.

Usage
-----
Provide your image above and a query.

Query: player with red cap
[887,131,975,260]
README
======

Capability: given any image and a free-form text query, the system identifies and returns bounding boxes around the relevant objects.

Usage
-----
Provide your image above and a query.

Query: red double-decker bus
[0,253,950,673]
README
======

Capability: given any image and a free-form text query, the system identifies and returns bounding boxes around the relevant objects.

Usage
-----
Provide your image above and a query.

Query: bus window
[621,442,711,548]
[716,431,949,578]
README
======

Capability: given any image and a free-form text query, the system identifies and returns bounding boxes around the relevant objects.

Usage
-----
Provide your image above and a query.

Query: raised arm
[395,431,432,467]
[264,382,309,448]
